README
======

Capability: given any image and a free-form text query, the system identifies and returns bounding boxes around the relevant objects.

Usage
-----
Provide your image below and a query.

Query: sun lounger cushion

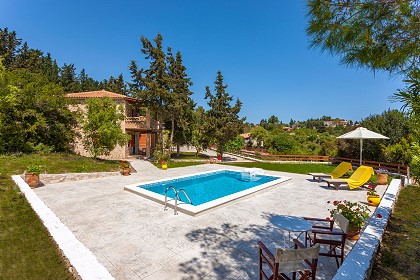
[346,165,374,189]
[309,162,352,181]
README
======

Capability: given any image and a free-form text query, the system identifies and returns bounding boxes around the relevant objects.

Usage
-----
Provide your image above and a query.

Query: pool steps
[164,186,193,215]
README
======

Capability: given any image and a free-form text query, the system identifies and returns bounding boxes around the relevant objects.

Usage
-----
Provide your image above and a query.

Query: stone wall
[33,172,121,185]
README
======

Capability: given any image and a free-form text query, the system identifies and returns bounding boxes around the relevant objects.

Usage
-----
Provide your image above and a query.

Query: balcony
[125,116,159,131]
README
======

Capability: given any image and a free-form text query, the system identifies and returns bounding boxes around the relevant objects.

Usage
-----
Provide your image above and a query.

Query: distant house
[240,133,251,142]
[323,119,350,127]
[65,90,158,159]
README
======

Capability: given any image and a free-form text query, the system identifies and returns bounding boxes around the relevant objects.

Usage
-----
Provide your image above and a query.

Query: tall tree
[78,68,100,91]
[102,74,127,95]
[60,63,80,92]
[82,97,129,158]
[130,33,170,151]
[204,71,245,157]
[268,115,279,124]
[166,48,195,155]
[41,53,60,83]
[0,28,22,69]
[191,106,209,157]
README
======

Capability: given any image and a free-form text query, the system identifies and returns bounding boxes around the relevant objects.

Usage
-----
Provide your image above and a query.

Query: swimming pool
[125,169,291,216]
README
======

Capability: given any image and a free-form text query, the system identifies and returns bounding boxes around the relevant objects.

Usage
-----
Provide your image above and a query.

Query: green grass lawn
[153,161,206,169]
[171,151,208,160]
[223,162,392,184]
[370,185,420,280]
[0,153,120,279]
[223,162,336,174]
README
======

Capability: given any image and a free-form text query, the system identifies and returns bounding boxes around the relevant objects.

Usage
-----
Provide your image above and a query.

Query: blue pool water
[138,170,279,206]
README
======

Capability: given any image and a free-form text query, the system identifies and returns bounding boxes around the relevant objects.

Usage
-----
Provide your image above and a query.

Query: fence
[237,150,409,175]
[238,150,329,162]
[330,157,408,175]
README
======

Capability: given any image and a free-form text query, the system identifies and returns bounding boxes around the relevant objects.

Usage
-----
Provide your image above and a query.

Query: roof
[65,90,139,102]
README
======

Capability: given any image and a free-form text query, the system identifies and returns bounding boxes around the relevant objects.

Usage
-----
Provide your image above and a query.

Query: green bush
[409,142,420,185]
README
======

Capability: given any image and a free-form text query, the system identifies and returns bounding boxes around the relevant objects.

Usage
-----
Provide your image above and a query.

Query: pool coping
[124,169,291,216]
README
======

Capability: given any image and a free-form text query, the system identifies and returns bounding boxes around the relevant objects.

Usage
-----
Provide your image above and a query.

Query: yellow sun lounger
[323,165,374,190]
[309,162,353,182]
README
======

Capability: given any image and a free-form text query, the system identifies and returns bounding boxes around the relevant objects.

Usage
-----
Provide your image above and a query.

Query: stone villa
[65,90,158,159]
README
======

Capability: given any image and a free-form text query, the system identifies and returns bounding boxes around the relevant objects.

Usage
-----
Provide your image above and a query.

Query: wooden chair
[304,213,349,267]
[258,239,320,280]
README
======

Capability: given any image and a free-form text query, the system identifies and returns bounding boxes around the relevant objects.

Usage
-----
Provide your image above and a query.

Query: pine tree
[0,28,22,69]
[204,71,245,157]
[60,63,80,92]
[131,33,170,151]
[166,49,195,155]
[306,0,419,74]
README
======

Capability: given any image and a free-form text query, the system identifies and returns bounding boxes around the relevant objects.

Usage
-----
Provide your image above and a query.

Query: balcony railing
[125,117,159,131]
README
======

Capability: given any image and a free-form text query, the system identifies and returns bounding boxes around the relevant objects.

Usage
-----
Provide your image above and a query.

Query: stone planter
[25,173,40,188]
[367,195,381,206]
[377,173,388,185]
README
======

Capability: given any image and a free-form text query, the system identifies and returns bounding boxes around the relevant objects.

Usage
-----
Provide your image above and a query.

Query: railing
[236,150,408,175]
[330,157,408,175]
[125,116,159,131]
[238,150,330,162]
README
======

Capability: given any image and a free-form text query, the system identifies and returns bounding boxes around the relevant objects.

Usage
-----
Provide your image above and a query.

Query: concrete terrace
[33,160,385,280]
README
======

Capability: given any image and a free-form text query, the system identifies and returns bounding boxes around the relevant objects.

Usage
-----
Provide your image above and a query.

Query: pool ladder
[164,186,193,215]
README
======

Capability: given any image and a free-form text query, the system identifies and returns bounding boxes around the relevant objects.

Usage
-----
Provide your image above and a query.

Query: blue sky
[1,0,404,124]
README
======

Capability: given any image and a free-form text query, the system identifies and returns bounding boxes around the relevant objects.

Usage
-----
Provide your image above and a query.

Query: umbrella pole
[360,139,363,166]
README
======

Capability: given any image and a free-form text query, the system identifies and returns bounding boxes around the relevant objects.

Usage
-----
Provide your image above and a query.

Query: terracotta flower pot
[377,173,388,185]
[347,226,362,240]
[25,173,40,188]
[367,195,381,206]
[121,168,131,176]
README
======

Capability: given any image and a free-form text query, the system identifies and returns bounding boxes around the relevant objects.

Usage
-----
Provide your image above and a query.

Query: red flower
[368,185,374,189]
[333,201,338,205]
[376,214,382,218]
[326,217,331,221]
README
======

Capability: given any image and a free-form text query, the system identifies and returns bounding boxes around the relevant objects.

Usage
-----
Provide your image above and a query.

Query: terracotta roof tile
[65,90,139,102]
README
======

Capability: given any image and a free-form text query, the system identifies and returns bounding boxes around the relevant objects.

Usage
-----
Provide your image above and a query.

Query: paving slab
[33,160,385,279]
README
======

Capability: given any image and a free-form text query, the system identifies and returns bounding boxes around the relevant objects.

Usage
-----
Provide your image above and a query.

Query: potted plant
[327,200,370,240]
[25,165,41,188]
[367,185,381,206]
[376,168,389,185]
[119,161,131,176]
[154,147,170,170]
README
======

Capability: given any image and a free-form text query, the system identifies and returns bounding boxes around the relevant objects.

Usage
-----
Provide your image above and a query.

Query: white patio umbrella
[337,127,389,166]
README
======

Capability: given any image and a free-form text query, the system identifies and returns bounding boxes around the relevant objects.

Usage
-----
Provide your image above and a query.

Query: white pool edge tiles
[332,178,402,280]
[12,175,114,280]
[124,169,291,216]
